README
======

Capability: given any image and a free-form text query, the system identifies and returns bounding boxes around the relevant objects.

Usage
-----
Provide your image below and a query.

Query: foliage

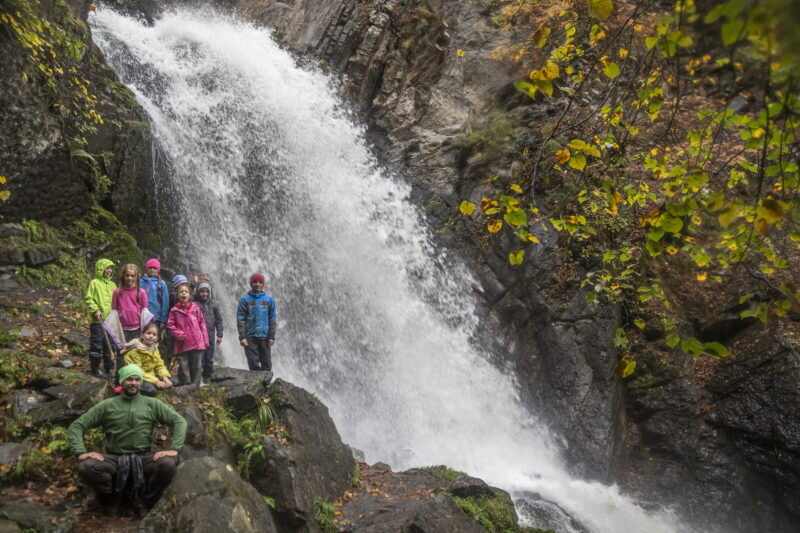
[314,497,338,533]
[0,0,121,202]
[421,464,467,480]
[452,491,552,533]
[349,463,362,487]
[460,0,800,364]
[0,350,49,394]
[195,387,288,479]
[0,328,20,347]
[0,425,73,483]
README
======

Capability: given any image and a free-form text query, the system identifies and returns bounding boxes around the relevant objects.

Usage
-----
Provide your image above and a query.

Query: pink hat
[145,258,161,271]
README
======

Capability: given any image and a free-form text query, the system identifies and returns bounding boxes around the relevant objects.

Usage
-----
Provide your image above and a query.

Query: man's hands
[153,450,178,461]
[155,378,173,390]
[94,311,102,321]
[268,339,274,347]
[79,452,104,461]
[240,338,248,347]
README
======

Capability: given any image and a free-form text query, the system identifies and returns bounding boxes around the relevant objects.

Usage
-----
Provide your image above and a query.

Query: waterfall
[91,7,690,533]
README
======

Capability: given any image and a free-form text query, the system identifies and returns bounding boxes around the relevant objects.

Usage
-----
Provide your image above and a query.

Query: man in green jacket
[68,364,187,517]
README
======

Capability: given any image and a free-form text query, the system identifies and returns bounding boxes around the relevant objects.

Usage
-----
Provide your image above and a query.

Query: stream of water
[91,7,690,532]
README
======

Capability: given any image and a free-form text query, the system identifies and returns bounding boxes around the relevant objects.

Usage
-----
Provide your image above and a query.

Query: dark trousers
[244,337,271,371]
[77,453,177,508]
[177,350,202,385]
[88,323,114,372]
[201,342,215,379]
[139,379,175,396]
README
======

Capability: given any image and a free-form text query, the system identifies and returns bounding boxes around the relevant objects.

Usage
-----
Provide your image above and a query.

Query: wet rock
[142,456,278,533]
[0,248,26,266]
[220,378,269,417]
[59,331,87,348]
[37,366,95,388]
[59,360,75,368]
[250,379,355,532]
[23,246,60,266]
[7,391,48,418]
[0,500,75,533]
[27,381,109,426]
[17,327,35,338]
[209,366,272,383]
[448,476,493,498]
[515,492,589,533]
[342,492,483,533]
[0,223,25,239]
[0,442,32,466]
[0,518,22,533]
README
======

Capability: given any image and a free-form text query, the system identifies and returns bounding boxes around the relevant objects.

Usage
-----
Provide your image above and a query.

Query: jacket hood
[123,338,155,354]
[94,259,115,280]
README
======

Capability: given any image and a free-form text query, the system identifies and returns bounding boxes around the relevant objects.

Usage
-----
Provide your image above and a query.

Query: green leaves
[459,201,475,216]
[588,0,614,21]
[509,250,525,266]
[603,61,620,79]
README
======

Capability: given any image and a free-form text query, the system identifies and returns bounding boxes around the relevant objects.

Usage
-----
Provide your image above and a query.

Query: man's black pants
[77,453,177,508]
[243,337,271,371]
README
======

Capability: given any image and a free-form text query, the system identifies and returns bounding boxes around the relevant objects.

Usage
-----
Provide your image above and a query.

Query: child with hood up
[84,259,116,378]
[195,281,223,381]
[167,283,208,386]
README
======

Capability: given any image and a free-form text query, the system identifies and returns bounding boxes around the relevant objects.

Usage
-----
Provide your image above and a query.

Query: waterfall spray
[91,8,690,532]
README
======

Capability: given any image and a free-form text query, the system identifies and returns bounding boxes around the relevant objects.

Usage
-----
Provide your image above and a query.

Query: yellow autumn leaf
[543,61,560,80]
[456,49,465,57]
[568,153,587,171]
[531,27,551,48]
[696,272,708,281]
[618,48,629,59]
[756,199,787,223]
[510,184,523,193]
[0,175,6,184]
[754,217,769,235]
[555,149,571,164]
[488,220,503,233]
[527,234,540,243]
[459,201,475,216]
[588,0,614,20]
[509,250,525,266]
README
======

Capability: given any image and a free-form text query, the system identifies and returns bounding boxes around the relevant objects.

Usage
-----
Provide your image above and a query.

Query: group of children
[84,258,277,394]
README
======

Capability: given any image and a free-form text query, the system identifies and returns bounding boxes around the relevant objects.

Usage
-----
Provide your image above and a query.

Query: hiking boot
[89,355,108,379]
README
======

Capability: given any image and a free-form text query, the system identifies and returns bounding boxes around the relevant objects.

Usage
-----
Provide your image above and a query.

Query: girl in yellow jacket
[123,323,175,395]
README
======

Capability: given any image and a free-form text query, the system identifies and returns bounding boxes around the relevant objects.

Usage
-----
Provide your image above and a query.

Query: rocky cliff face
[2,1,798,531]
[0,0,154,235]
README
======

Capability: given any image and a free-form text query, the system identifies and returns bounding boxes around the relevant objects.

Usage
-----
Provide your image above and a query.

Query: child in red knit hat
[236,273,277,371]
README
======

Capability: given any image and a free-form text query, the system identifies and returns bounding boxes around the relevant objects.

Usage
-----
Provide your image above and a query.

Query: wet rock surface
[0,500,75,533]
[250,378,355,532]
[142,456,279,533]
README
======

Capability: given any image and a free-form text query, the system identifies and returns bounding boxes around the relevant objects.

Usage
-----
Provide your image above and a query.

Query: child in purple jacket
[167,284,208,386]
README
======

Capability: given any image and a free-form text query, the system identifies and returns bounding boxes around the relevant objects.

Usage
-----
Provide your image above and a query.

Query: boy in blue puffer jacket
[236,273,277,371]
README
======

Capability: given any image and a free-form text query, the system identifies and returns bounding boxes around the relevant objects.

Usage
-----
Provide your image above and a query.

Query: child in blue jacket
[236,273,276,371]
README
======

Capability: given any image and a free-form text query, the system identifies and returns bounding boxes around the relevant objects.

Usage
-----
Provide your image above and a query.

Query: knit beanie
[250,273,266,284]
[197,281,212,293]
[172,274,189,289]
[118,364,143,383]
[145,258,161,271]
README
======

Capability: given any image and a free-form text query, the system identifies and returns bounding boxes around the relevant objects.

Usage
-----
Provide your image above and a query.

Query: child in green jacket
[84,258,116,378]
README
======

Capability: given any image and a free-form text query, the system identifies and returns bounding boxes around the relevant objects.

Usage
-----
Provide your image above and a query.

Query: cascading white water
[91,7,691,533]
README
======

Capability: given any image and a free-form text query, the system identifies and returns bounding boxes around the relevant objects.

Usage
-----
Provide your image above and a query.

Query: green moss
[452,491,553,533]
[421,464,466,480]
[0,350,51,394]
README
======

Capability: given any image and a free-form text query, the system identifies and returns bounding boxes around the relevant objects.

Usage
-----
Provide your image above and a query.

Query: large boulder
[249,379,355,532]
[210,367,273,416]
[0,500,74,533]
[26,381,109,426]
[141,456,278,533]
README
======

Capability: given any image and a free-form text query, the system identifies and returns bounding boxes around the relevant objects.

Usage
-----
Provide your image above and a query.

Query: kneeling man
[68,364,187,517]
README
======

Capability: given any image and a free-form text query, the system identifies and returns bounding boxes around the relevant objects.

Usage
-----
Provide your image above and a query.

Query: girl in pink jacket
[112,263,149,342]
[167,284,209,386]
